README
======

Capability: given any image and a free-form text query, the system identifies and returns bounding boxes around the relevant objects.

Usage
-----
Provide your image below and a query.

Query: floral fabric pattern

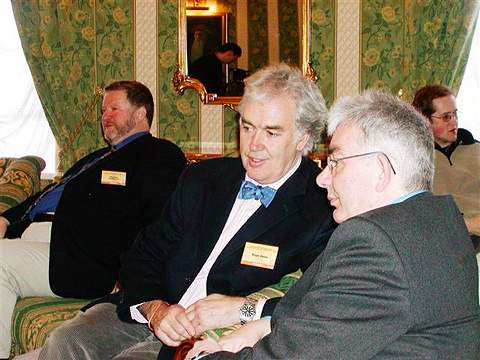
[361,0,478,101]
[0,156,45,214]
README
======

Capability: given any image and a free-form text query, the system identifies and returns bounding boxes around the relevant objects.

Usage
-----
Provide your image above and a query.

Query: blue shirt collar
[111,131,149,151]
[392,189,427,204]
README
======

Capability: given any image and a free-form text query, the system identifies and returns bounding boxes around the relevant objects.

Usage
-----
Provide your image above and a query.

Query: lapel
[195,158,246,263]
[214,157,312,266]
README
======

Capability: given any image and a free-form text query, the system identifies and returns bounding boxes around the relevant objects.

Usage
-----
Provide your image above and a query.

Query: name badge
[101,170,127,186]
[240,242,279,270]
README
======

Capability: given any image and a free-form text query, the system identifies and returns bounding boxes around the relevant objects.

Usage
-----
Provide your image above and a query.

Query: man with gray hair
[31,63,334,360]
[198,90,480,359]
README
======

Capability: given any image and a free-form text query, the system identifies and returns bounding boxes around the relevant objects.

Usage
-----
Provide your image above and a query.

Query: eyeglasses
[430,110,458,123]
[326,151,397,174]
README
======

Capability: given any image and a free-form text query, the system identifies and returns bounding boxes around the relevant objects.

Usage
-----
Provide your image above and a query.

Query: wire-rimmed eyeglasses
[326,151,397,174]
[430,109,458,123]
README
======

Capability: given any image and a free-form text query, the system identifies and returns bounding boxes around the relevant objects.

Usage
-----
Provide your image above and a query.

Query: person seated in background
[0,80,186,360]
[189,42,242,95]
[191,90,480,360]
[412,85,480,245]
[32,63,335,360]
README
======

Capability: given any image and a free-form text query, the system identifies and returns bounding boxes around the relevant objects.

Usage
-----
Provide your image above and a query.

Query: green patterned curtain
[362,0,479,101]
[11,0,134,172]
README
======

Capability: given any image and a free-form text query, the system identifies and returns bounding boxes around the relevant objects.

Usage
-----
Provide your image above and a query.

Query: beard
[103,117,136,145]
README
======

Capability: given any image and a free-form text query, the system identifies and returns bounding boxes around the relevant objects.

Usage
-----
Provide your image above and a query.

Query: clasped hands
[140,294,245,347]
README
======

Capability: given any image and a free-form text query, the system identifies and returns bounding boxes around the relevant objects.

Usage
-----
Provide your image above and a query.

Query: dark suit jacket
[117,156,334,320]
[212,193,480,359]
[2,134,186,299]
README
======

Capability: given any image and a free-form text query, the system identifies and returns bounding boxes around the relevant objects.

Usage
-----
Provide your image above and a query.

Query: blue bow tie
[238,180,277,207]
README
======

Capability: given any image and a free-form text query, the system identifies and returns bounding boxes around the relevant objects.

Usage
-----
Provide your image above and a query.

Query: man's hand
[185,294,245,335]
[185,319,271,359]
[0,216,9,239]
[139,301,196,347]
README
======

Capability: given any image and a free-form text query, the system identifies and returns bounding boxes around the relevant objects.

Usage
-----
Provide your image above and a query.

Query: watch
[239,297,258,325]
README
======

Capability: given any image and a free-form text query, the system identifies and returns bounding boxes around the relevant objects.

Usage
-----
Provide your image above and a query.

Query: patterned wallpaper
[157,0,199,153]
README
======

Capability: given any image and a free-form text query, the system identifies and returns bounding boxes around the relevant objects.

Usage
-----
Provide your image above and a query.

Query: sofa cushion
[10,297,88,357]
[0,156,46,213]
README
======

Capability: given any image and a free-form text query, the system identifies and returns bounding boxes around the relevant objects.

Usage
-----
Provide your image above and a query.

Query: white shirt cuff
[253,298,267,320]
[130,303,148,323]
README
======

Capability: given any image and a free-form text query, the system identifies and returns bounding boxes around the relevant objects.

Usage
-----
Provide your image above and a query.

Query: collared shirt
[27,132,149,220]
[392,189,427,204]
[130,156,303,323]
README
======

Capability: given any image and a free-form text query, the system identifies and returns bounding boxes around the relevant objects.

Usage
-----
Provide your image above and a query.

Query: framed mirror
[173,0,316,107]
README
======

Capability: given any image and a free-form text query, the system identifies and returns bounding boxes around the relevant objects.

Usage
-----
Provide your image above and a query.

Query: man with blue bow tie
[36,63,335,360]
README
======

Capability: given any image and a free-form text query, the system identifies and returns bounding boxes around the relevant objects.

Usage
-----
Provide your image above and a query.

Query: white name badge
[240,242,279,270]
[101,170,127,186]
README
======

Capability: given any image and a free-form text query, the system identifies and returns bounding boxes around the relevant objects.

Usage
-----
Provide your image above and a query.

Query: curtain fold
[362,0,479,101]
[11,0,134,172]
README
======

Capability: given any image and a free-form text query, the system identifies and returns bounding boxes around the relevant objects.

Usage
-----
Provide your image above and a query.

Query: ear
[374,153,393,192]
[296,134,310,152]
[135,106,147,121]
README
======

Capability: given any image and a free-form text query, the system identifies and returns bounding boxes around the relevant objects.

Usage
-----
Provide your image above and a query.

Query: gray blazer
[210,192,480,359]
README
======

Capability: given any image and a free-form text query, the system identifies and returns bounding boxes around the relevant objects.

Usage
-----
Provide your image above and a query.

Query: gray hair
[328,89,434,191]
[238,63,327,154]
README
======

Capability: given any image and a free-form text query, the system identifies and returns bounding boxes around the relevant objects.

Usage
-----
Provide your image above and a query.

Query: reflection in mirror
[173,0,314,107]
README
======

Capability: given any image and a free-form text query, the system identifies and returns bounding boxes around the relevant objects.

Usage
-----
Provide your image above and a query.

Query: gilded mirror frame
[172,0,316,107]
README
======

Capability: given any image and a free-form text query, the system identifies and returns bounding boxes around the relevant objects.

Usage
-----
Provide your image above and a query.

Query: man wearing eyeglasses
[194,90,479,360]
[412,85,480,242]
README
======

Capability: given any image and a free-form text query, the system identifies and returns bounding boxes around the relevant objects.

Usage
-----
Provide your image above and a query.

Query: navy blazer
[118,156,334,320]
[3,134,186,299]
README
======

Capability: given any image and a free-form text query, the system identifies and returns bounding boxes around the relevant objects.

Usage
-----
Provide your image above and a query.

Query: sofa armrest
[0,156,46,213]
[201,269,302,340]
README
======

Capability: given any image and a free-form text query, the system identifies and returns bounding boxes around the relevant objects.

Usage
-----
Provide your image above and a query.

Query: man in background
[189,42,242,95]
[198,90,479,359]
[412,84,480,243]
[34,63,334,360]
[0,80,186,360]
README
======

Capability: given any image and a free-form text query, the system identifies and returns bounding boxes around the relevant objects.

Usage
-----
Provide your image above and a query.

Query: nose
[101,110,111,122]
[316,167,332,189]
[249,130,264,151]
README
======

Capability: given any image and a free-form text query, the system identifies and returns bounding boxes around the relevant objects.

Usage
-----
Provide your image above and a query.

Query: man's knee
[42,313,90,353]
[42,304,116,353]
